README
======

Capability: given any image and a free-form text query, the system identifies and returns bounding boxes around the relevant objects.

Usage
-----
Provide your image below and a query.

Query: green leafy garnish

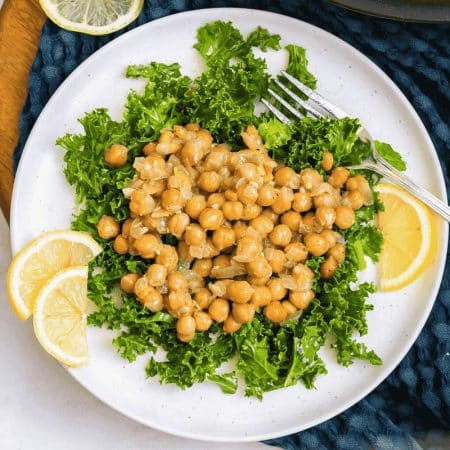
[374,140,407,171]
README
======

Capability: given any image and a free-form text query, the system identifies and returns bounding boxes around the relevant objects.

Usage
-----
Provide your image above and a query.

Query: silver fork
[262,70,450,222]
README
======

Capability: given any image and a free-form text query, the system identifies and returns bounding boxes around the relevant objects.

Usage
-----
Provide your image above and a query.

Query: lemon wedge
[376,183,438,291]
[7,230,101,320]
[39,0,144,36]
[33,266,89,367]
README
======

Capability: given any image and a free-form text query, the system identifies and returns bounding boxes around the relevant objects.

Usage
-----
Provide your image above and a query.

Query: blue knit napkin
[15,1,450,448]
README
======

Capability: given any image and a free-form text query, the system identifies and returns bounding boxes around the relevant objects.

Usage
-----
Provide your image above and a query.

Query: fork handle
[351,160,450,221]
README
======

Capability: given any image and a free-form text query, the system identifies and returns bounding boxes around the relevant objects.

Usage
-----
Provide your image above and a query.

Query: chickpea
[237,163,258,180]
[156,138,182,156]
[196,129,214,150]
[212,255,230,269]
[262,208,279,224]
[328,243,346,263]
[315,206,336,229]
[289,290,315,310]
[198,171,221,193]
[161,188,183,213]
[113,235,129,255]
[167,272,188,291]
[257,184,277,207]
[227,280,254,304]
[235,236,263,261]
[141,287,164,312]
[301,212,323,234]
[97,215,119,240]
[192,258,213,278]
[167,290,190,311]
[271,189,292,214]
[178,240,193,263]
[281,300,298,316]
[130,190,155,216]
[194,311,213,331]
[212,226,236,251]
[138,154,166,180]
[334,205,355,229]
[281,211,302,232]
[320,256,339,278]
[292,192,312,213]
[300,168,322,190]
[233,222,248,240]
[268,279,287,302]
[180,139,203,167]
[251,286,272,308]
[246,255,272,278]
[184,224,207,246]
[121,218,133,239]
[224,189,238,201]
[232,303,256,324]
[194,288,214,309]
[269,224,292,247]
[328,167,349,189]
[264,248,287,273]
[314,192,335,209]
[120,273,140,294]
[237,183,258,205]
[285,242,308,263]
[167,212,190,238]
[241,203,262,221]
[207,193,226,208]
[321,229,339,249]
[146,264,167,287]
[156,245,179,272]
[304,233,329,257]
[274,166,297,187]
[177,316,196,342]
[186,123,200,131]
[104,144,128,168]
[208,298,230,323]
[134,234,161,259]
[204,146,230,171]
[223,314,242,333]
[346,190,365,210]
[292,263,315,282]
[321,151,334,171]
[199,208,224,231]
[248,275,271,286]
[264,301,288,323]
[185,195,206,219]
[134,276,152,300]
[222,201,244,221]
[250,215,274,237]
[142,142,157,156]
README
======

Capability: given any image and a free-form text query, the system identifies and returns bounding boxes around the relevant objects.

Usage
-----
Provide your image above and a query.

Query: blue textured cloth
[14,1,450,448]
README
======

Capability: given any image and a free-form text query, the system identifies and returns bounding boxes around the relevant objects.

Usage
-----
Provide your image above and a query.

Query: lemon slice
[33,266,89,367]
[376,183,438,291]
[7,230,101,320]
[39,0,144,36]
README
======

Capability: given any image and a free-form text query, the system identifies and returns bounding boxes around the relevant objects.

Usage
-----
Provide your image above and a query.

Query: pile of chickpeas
[97,124,371,342]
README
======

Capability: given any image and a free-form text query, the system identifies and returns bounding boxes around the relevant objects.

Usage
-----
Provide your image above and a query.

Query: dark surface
[14,1,450,448]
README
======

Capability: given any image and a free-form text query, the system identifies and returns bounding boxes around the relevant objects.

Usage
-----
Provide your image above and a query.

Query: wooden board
[0,0,46,221]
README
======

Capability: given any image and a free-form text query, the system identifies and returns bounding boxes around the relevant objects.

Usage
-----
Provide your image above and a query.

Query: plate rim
[10,7,449,442]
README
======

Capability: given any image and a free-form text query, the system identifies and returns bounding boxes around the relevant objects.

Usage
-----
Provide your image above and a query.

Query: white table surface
[0,212,273,450]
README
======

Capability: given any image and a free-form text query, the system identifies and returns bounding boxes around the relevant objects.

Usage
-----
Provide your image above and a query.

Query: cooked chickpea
[196,129,214,149]
[167,272,188,291]
[177,316,196,342]
[300,168,322,190]
[207,193,226,208]
[222,201,244,221]
[250,215,274,237]
[321,151,334,171]
[194,311,213,331]
[138,155,166,180]
[264,301,287,323]
[289,290,315,309]
[267,279,287,302]
[161,188,183,213]
[224,189,238,201]
[292,192,312,212]
[232,302,256,324]
[269,224,292,247]
[177,240,193,263]
[235,236,263,261]
[257,184,277,207]
[233,222,248,240]
[238,163,258,180]
[185,194,206,219]
[223,314,242,333]
[314,192,335,209]
[146,264,167,287]
[213,254,231,269]
[194,288,214,309]
[328,167,349,189]
[141,287,164,312]
[315,206,336,229]
[142,142,157,156]
[167,212,190,238]
[120,273,140,294]
[334,205,355,229]
[184,224,207,246]
[281,211,302,232]
[198,171,221,193]
[167,290,190,311]
[304,233,329,257]
[192,258,213,277]
[186,123,200,131]
[212,226,236,250]
[156,245,179,272]
[251,286,272,308]
[320,256,339,278]
[284,242,308,263]
[241,203,261,221]
[97,215,119,240]
[208,298,230,322]
[134,233,160,259]
[301,212,322,234]
[104,144,128,168]
[181,139,203,166]
[328,243,346,263]
[121,218,133,239]
[113,235,129,255]
[281,300,298,316]
[274,166,297,187]
[203,146,230,170]
[237,183,258,205]
[264,248,286,273]
[227,280,254,303]
[346,190,365,210]
[199,208,224,231]
[292,263,314,281]
[246,256,272,278]
[321,229,339,249]
[248,275,271,286]
[262,208,279,224]
[130,190,155,216]
[134,276,152,300]
[271,189,292,214]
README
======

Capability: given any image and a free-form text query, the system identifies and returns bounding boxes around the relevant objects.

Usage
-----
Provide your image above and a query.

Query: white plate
[10,8,448,442]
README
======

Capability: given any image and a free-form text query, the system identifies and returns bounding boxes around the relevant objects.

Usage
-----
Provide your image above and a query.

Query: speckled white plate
[10,8,448,442]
